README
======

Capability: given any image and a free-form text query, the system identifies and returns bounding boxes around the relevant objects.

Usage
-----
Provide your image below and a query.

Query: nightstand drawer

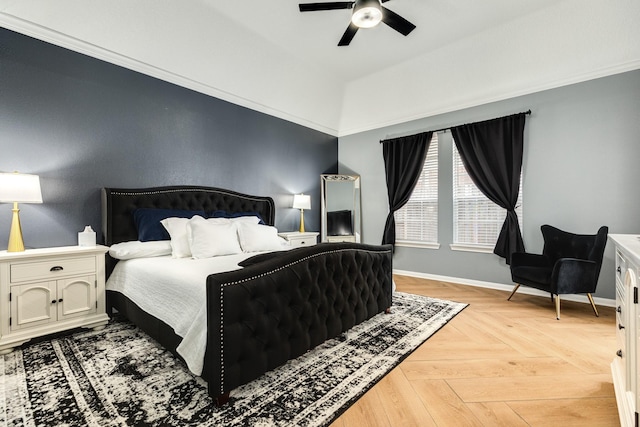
[10,256,96,284]
[278,232,318,248]
[290,238,314,248]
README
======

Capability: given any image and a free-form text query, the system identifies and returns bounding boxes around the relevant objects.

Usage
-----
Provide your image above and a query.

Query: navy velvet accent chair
[509,225,608,319]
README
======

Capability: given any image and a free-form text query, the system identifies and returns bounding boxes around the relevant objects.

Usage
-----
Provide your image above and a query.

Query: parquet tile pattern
[330,275,619,427]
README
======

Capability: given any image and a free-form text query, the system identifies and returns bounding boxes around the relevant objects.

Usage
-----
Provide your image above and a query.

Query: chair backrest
[541,224,609,279]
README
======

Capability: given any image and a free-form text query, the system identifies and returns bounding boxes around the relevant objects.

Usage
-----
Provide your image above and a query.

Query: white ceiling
[1,0,639,136]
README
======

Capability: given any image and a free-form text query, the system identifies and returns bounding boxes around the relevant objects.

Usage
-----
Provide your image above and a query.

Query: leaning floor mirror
[321,174,361,243]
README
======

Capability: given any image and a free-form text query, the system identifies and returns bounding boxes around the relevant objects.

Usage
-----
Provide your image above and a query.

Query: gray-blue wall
[0,28,337,248]
[339,70,640,300]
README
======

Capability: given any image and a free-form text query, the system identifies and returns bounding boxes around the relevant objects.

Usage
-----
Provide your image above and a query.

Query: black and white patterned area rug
[1,292,466,427]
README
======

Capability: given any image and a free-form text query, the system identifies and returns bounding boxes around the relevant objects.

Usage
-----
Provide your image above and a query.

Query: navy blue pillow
[208,210,265,225]
[133,208,206,242]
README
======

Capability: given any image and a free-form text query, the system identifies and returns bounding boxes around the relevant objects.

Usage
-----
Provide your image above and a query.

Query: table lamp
[292,194,311,233]
[0,172,43,252]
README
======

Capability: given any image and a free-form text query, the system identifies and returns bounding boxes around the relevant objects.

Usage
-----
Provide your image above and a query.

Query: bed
[101,185,393,404]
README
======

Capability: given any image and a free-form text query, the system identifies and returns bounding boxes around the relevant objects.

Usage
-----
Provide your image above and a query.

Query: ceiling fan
[298,0,416,46]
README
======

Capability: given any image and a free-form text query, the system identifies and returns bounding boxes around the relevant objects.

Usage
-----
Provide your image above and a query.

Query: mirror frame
[320,174,361,243]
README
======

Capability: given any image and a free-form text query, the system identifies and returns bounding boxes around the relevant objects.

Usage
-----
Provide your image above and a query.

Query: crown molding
[3,12,637,139]
[0,13,339,137]
[337,60,640,137]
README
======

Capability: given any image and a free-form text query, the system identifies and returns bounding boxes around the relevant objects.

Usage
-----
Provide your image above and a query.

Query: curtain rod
[380,110,531,143]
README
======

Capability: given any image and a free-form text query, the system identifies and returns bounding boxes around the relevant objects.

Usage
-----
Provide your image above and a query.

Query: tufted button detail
[208,242,392,397]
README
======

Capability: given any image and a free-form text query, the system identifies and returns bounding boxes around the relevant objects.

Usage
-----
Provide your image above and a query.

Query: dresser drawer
[10,256,96,283]
[616,306,625,350]
[616,250,626,282]
[617,280,625,305]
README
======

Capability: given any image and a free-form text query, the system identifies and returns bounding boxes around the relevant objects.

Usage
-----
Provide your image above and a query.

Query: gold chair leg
[587,293,599,317]
[555,294,561,320]
[507,284,520,301]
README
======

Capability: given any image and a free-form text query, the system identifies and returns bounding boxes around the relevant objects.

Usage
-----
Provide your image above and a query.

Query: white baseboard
[393,269,616,308]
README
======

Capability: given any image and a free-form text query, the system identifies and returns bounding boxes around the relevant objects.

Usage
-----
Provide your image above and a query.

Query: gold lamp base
[299,209,306,233]
[7,202,25,252]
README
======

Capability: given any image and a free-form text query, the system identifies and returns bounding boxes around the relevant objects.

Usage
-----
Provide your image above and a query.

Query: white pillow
[236,222,286,252]
[187,217,242,258]
[229,216,262,224]
[206,216,262,225]
[108,240,172,260]
[161,216,204,258]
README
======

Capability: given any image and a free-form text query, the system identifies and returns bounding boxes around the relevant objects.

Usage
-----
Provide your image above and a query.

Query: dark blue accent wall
[0,28,337,248]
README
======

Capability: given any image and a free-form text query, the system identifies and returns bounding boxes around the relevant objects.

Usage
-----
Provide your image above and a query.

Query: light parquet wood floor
[330,275,619,427]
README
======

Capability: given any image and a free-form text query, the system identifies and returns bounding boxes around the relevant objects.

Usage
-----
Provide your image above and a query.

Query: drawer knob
[619,324,625,330]
[617,306,622,313]
[50,266,64,272]
[617,349,623,358]
[618,266,622,273]
[51,300,57,304]
[58,298,63,303]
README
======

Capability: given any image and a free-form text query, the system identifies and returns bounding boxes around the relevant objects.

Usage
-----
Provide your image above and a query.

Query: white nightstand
[0,245,109,354]
[278,231,319,248]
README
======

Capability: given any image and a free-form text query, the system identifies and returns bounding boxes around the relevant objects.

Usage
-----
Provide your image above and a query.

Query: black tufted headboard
[101,186,275,246]
[101,186,275,277]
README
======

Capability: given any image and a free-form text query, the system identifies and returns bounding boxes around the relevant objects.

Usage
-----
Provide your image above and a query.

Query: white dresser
[0,245,109,354]
[610,234,640,427]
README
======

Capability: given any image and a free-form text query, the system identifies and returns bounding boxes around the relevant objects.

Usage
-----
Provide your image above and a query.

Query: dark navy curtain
[451,113,527,264]
[381,131,433,246]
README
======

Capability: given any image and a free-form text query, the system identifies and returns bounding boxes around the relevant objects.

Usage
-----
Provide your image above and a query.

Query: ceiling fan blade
[338,22,359,46]
[299,2,354,12]
[381,6,416,36]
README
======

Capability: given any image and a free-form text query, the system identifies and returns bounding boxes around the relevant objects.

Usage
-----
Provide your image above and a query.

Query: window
[394,133,438,246]
[452,143,523,250]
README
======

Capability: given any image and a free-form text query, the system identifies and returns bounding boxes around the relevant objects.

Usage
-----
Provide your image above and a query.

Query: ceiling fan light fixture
[351,0,382,28]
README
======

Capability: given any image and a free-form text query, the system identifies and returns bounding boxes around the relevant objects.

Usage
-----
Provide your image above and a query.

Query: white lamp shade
[292,194,311,210]
[0,172,43,203]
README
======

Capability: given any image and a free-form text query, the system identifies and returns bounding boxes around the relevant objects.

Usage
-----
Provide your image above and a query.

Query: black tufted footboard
[203,242,393,403]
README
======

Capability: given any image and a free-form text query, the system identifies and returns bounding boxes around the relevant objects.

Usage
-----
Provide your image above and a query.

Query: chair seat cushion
[511,265,553,290]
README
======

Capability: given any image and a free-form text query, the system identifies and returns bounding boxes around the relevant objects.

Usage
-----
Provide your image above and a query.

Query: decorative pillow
[205,216,262,225]
[161,216,205,258]
[209,210,266,225]
[236,222,286,252]
[187,217,242,258]
[108,240,172,260]
[134,208,205,242]
[229,216,262,224]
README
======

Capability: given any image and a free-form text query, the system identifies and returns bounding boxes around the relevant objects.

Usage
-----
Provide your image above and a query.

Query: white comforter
[106,253,262,375]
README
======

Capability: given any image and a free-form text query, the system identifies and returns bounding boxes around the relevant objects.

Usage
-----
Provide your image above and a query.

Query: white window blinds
[394,133,438,245]
[452,143,523,247]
